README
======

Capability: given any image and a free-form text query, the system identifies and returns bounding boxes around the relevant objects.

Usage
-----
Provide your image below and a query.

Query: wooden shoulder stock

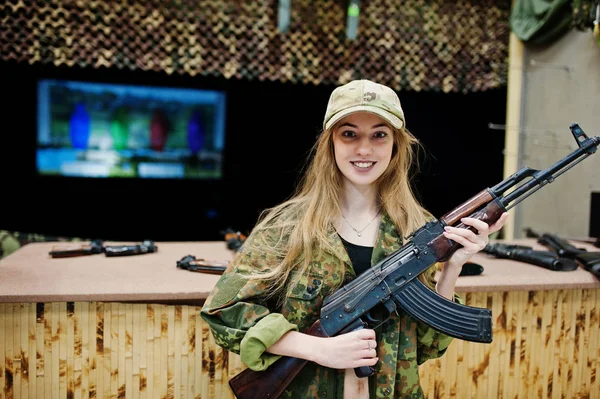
[229,355,309,399]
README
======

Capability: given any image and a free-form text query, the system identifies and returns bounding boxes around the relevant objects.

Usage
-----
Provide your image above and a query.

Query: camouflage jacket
[201,212,459,398]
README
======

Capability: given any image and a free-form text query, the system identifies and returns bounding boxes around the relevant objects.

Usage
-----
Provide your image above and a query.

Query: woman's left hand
[442,212,510,270]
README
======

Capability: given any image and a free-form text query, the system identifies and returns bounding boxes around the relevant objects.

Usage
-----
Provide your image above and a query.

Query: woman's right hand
[312,328,378,369]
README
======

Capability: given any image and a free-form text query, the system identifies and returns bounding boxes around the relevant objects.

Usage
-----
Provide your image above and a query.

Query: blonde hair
[240,123,439,299]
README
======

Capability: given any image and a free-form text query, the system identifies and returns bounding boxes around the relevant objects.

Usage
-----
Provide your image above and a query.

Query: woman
[201,79,508,398]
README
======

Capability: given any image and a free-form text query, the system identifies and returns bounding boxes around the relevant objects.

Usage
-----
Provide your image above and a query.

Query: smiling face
[331,112,395,189]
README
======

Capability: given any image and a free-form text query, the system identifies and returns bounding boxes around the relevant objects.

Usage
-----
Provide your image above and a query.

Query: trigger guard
[365,310,380,324]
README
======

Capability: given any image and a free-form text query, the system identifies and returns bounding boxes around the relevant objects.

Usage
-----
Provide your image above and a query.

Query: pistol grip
[343,319,377,379]
[354,365,376,378]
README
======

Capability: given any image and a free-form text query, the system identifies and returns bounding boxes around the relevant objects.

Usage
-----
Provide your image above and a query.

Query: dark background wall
[0,60,507,241]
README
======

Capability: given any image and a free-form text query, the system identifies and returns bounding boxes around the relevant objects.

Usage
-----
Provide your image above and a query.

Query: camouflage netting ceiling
[0,0,511,93]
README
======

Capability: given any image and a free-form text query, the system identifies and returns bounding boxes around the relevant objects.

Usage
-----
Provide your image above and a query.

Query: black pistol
[483,242,578,271]
[104,240,158,257]
[176,255,229,275]
[221,228,247,252]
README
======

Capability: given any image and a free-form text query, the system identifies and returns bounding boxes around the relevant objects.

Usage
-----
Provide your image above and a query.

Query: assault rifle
[228,123,599,399]
[48,239,158,258]
[482,243,578,271]
[524,228,600,278]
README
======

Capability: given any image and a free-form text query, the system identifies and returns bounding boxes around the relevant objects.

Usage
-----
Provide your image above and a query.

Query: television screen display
[36,79,226,179]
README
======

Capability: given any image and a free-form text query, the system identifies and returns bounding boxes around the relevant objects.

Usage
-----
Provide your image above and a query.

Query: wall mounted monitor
[36,79,227,179]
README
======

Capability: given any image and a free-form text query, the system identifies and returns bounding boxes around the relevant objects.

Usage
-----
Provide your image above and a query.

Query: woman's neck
[340,182,379,216]
[336,181,381,246]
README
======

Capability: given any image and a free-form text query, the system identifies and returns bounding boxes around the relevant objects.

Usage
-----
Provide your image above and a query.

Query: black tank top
[338,234,374,276]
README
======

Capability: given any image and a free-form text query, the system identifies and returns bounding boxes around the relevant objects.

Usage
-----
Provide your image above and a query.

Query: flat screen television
[36,79,227,179]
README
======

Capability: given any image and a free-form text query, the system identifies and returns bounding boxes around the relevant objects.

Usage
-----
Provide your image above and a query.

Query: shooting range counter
[0,239,598,398]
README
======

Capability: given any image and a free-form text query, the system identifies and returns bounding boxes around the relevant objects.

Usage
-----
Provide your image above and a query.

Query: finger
[459,217,490,233]
[357,329,376,340]
[354,357,379,368]
[444,226,480,242]
[363,339,377,351]
[443,232,481,254]
[489,212,510,233]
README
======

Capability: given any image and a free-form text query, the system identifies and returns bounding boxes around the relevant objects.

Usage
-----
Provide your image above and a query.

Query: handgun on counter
[49,239,158,258]
[49,239,105,258]
[176,255,230,275]
[104,240,158,257]
[221,228,247,252]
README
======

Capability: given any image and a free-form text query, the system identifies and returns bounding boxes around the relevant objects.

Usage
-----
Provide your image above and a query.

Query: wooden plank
[118,303,126,399]
[167,306,175,399]
[14,303,22,399]
[111,302,119,398]
[35,303,44,399]
[512,290,525,398]
[0,304,4,399]
[6,304,15,399]
[591,289,600,399]
[475,293,489,399]
[22,303,32,399]
[59,303,68,399]
[487,291,502,399]
[67,302,75,399]
[132,304,140,399]
[522,291,537,398]
[174,305,182,399]
[51,302,59,399]
[145,304,154,399]
[102,301,111,399]
[125,303,133,399]
[181,306,189,399]
[139,304,147,399]
[582,288,593,396]
[579,288,588,396]
[80,302,89,399]
[555,289,567,399]
[27,303,36,399]
[0,304,7,399]
[540,290,554,398]
[160,306,168,399]
[154,304,162,399]
[566,290,579,399]
[73,302,82,399]
[93,302,103,399]
[195,306,203,399]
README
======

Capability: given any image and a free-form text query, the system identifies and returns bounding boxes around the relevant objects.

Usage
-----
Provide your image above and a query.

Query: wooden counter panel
[1,288,598,398]
[419,289,600,398]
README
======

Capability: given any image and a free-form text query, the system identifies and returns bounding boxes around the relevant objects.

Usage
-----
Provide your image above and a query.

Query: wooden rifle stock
[430,193,506,261]
[228,320,330,399]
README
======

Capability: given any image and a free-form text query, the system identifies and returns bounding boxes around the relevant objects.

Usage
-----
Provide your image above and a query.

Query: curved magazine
[393,279,493,343]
